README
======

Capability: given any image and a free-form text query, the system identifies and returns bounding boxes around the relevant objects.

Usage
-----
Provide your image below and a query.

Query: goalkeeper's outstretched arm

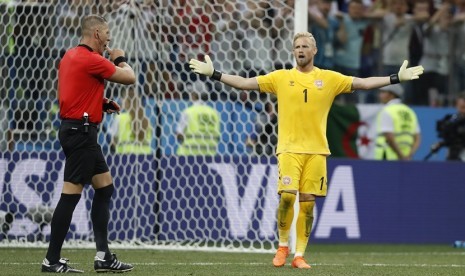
[352,60,424,90]
[189,56,424,92]
[189,55,259,91]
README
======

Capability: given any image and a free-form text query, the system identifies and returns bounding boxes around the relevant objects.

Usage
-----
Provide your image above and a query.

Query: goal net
[0,0,295,252]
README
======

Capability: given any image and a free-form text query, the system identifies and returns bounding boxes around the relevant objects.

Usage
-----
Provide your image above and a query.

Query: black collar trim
[77,44,93,52]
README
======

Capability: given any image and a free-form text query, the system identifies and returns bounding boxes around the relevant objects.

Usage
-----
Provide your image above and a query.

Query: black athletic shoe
[41,258,84,273]
[94,253,134,273]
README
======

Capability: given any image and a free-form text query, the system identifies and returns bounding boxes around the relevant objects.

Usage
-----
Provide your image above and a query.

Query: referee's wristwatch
[114,56,127,66]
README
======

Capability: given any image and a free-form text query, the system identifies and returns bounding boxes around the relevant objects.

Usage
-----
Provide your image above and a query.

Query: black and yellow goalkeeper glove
[189,55,222,81]
[390,60,424,84]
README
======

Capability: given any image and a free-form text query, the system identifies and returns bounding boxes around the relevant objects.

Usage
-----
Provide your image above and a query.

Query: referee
[41,15,135,273]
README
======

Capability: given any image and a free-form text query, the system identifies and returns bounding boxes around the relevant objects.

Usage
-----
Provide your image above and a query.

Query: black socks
[91,184,114,260]
[46,193,81,264]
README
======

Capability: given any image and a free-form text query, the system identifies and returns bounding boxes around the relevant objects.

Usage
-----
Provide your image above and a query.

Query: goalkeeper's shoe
[94,253,134,273]
[291,256,312,269]
[272,246,289,267]
[41,258,84,273]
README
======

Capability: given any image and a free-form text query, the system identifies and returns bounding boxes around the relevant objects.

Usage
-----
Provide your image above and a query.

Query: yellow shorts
[277,153,327,196]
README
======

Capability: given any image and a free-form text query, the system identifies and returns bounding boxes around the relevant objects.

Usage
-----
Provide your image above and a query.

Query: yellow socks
[295,201,315,256]
[277,192,296,246]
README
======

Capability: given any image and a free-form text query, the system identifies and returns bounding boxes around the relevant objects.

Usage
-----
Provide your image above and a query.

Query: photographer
[436,93,465,161]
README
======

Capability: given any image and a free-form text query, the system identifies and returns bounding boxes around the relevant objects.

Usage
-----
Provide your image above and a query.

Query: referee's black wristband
[389,74,400,84]
[114,56,127,66]
[210,70,222,81]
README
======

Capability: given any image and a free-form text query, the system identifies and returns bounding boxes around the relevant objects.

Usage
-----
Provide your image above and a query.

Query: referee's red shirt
[59,45,116,124]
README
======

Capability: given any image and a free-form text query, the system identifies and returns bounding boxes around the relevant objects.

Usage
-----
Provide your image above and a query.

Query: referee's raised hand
[105,46,135,84]
[106,46,125,64]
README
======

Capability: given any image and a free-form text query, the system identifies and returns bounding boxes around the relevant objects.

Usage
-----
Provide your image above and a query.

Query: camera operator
[436,93,465,161]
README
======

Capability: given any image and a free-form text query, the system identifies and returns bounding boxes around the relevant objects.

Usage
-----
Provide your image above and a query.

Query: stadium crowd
[1,0,465,154]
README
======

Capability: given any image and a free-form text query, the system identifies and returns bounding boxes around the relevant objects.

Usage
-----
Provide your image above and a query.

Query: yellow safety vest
[0,0,15,55]
[116,113,152,154]
[375,103,418,160]
[177,105,220,156]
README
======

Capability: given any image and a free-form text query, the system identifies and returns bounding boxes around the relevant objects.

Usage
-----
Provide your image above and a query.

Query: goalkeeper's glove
[189,55,222,81]
[390,60,424,84]
[103,98,120,114]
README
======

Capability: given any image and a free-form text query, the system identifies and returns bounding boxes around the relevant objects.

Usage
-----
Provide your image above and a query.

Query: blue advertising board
[1,153,464,244]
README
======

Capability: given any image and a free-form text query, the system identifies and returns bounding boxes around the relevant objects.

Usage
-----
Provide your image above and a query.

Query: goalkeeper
[189,31,424,269]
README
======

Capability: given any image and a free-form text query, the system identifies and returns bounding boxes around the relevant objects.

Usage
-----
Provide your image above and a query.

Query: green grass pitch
[1,244,464,275]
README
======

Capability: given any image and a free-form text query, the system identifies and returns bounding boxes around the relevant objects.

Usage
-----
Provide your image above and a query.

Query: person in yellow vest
[176,82,220,156]
[110,88,153,154]
[375,84,421,160]
[0,0,15,56]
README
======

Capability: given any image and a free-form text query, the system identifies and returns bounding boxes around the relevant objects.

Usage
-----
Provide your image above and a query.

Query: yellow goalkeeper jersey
[257,67,353,155]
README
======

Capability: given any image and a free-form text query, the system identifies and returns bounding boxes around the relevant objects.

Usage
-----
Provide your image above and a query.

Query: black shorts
[59,120,109,185]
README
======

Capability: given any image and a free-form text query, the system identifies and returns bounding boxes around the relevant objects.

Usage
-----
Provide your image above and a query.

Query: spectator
[273,0,294,69]
[380,0,417,104]
[407,0,431,105]
[246,101,278,156]
[451,0,465,94]
[334,0,370,103]
[106,1,158,98]
[8,2,54,150]
[381,0,413,76]
[374,84,421,160]
[239,0,275,75]
[176,81,220,156]
[211,0,242,74]
[408,0,431,67]
[416,3,453,106]
[109,88,153,154]
[209,0,243,99]
[53,0,90,57]
[309,0,339,70]
[168,0,214,83]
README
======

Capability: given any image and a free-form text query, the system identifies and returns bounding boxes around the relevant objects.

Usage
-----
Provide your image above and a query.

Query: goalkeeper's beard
[295,56,313,68]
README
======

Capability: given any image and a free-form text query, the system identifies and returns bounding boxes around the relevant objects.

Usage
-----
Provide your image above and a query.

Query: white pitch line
[3,262,465,268]
[363,263,465,268]
[0,262,342,266]
[322,252,465,256]
[129,262,340,266]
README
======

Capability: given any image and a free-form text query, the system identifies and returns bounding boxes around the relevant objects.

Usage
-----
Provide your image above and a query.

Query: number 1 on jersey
[303,89,308,103]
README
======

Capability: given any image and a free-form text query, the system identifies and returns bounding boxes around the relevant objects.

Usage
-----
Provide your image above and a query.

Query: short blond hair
[81,15,107,37]
[293,32,316,48]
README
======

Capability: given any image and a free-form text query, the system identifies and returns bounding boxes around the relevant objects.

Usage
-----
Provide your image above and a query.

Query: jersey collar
[77,44,93,52]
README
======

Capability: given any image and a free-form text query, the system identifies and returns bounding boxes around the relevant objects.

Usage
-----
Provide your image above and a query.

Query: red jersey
[58,45,116,124]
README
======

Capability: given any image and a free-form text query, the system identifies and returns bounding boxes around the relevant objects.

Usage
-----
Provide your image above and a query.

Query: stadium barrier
[1,153,464,250]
